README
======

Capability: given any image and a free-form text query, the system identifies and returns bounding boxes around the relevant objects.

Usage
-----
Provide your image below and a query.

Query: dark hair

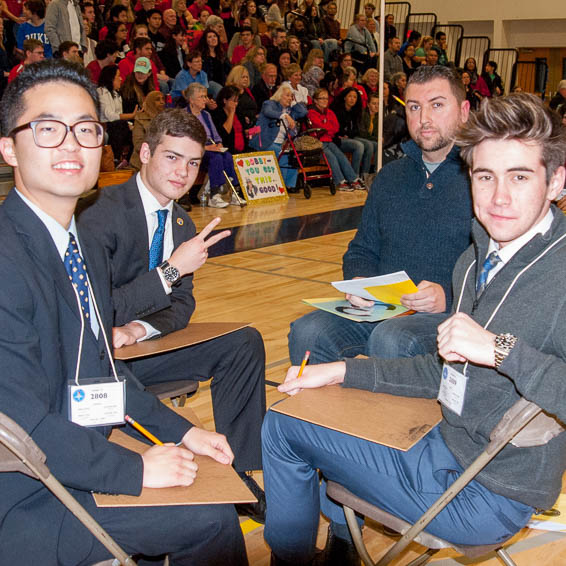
[331,86,362,115]
[133,37,152,52]
[407,65,465,104]
[216,85,240,106]
[25,0,45,18]
[486,60,498,72]
[240,25,253,35]
[109,4,127,20]
[98,64,119,92]
[81,1,94,11]
[1,59,99,136]
[408,30,421,43]
[58,41,79,56]
[145,109,206,153]
[95,39,118,60]
[106,22,127,44]
[197,28,225,59]
[120,69,155,105]
[457,93,566,182]
[146,8,162,19]
[435,31,446,40]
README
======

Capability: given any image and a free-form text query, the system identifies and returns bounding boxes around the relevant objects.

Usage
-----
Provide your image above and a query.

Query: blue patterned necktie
[64,233,90,321]
[148,209,168,270]
[476,251,501,296]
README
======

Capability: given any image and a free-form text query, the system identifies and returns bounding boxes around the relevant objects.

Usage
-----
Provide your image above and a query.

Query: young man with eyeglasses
[0,59,248,566]
[7,37,44,83]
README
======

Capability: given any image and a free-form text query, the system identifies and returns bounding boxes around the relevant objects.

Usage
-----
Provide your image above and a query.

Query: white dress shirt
[484,209,554,285]
[134,173,176,340]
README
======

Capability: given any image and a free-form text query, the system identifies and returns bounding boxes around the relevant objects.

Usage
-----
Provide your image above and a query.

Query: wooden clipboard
[93,429,257,507]
[114,322,250,360]
[270,385,442,451]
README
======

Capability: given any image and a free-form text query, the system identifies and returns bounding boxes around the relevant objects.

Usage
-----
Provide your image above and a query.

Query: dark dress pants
[128,327,266,472]
[58,487,248,566]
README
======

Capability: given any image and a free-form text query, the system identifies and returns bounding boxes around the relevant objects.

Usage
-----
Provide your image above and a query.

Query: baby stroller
[279,119,336,199]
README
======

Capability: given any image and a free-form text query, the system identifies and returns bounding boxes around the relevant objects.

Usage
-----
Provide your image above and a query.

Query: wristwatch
[494,333,518,369]
[158,261,181,286]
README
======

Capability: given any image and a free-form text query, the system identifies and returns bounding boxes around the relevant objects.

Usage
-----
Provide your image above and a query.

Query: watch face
[162,265,180,283]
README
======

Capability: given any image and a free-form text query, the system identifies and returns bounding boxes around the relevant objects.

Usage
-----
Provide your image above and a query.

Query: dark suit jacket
[0,190,192,563]
[78,176,197,335]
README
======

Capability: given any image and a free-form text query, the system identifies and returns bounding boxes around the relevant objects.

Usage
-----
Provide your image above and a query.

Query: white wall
[404,0,566,47]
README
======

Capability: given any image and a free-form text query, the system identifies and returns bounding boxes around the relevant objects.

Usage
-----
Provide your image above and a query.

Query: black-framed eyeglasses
[9,119,105,149]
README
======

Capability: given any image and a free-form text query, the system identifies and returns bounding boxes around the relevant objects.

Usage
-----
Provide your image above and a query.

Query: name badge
[68,377,126,427]
[437,364,467,416]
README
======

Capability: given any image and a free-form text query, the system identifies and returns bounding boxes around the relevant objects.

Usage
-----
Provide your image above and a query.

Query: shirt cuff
[133,320,161,342]
[155,266,173,295]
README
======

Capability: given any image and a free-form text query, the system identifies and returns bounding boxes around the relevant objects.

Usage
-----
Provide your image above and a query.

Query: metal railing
[455,35,491,69]
[483,48,519,95]
[404,12,437,41]
[384,1,411,41]
[432,24,463,66]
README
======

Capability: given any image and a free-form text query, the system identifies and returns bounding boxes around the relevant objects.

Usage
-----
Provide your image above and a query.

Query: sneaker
[337,181,354,191]
[207,193,229,208]
[351,178,367,190]
[230,192,242,206]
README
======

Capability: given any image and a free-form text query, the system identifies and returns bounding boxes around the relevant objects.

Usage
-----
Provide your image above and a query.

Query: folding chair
[0,412,137,566]
[326,397,549,566]
[146,379,199,407]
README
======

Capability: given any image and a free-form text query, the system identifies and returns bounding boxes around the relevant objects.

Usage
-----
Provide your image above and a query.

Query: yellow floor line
[240,518,262,535]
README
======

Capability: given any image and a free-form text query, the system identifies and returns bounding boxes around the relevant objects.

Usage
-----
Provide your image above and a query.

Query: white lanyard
[69,272,119,386]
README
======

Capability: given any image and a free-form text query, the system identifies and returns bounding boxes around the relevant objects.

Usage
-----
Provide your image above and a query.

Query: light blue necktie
[64,232,91,321]
[148,209,168,270]
[476,251,501,296]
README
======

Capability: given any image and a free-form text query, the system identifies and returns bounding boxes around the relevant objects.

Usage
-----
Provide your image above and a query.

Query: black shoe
[319,524,361,566]
[287,186,300,193]
[235,472,266,524]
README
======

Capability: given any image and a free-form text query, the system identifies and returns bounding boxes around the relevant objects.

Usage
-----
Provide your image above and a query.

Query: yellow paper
[364,280,419,305]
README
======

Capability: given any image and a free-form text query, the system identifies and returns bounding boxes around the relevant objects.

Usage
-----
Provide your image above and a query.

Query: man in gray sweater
[265,93,566,565]
[383,36,403,81]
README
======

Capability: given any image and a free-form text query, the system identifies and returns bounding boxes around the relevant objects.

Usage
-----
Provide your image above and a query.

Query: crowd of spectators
[1,0,565,204]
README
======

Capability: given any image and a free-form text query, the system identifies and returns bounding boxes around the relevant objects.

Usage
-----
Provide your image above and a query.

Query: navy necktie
[64,232,91,321]
[476,251,501,296]
[148,209,168,270]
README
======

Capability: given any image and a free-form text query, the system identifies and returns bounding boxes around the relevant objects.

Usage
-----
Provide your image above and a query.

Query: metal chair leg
[406,549,439,566]
[496,547,518,566]
[344,505,376,566]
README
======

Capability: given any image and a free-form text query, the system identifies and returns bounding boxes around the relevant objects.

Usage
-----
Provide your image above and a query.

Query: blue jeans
[262,415,533,564]
[266,142,298,189]
[203,149,237,191]
[288,310,446,365]
[323,142,357,183]
[355,137,377,173]
[338,138,364,176]
[310,38,339,62]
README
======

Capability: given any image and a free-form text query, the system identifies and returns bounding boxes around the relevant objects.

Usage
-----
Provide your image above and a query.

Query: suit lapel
[3,192,86,328]
[122,178,153,270]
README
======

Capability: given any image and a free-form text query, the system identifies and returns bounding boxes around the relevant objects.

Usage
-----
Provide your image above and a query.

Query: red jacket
[8,63,24,83]
[118,51,160,90]
[307,106,339,142]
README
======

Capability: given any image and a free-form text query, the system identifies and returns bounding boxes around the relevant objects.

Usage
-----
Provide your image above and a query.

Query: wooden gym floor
[171,189,566,565]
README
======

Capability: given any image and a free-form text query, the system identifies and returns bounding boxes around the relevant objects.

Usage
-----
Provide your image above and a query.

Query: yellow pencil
[297,350,310,378]
[125,414,164,445]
